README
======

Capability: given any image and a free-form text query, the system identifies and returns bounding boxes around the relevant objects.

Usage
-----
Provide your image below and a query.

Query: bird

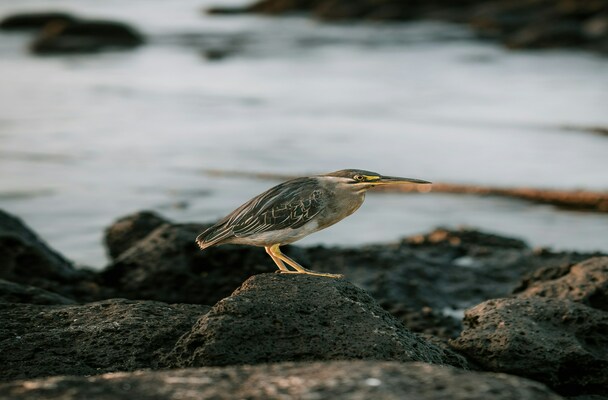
[196,169,431,278]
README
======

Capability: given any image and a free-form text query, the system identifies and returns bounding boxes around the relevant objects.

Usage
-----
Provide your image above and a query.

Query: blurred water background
[1,0,607,268]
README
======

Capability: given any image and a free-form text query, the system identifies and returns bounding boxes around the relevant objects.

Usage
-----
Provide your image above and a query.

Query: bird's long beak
[374,175,431,185]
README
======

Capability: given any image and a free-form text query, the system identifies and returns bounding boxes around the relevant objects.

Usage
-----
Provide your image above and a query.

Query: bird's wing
[196,177,325,246]
[232,177,324,236]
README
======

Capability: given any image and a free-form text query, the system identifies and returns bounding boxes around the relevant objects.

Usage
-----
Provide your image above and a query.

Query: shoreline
[1,208,607,397]
[204,169,608,213]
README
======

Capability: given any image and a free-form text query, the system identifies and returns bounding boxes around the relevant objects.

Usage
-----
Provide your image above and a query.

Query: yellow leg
[265,246,289,272]
[267,244,343,278]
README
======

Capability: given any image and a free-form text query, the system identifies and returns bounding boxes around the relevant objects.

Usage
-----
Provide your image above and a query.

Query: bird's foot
[277,270,343,279]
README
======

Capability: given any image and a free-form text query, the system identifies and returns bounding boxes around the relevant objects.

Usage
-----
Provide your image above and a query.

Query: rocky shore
[0,208,606,398]
[209,0,608,54]
[0,11,143,54]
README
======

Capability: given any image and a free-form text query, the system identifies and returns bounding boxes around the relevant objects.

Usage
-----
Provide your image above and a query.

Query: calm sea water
[1,0,607,268]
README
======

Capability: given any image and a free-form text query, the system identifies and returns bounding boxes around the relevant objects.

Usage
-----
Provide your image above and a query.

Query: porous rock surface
[514,256,608,310]
[168,273,468,368]
[0,361,564,400]
[0,299,209,382]
[451,257,608,397]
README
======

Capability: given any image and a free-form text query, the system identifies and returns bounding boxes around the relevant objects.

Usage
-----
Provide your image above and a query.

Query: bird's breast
[315,189,365,230]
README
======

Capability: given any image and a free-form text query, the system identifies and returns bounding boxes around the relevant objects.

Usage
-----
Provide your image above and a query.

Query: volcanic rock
[0,299,209,382]
[0,209,101,302]
[168,273,468,368]
[450,297,608,396]
[103,210,169,260]
[0,361,564,400]
[514,256,608,311]
[101,221,275,304]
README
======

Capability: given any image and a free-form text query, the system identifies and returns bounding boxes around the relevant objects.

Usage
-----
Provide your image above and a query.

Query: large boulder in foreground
[450,257,608,396]
[0,299,209,382]
[0,361,563,400]
[168,273,468,369]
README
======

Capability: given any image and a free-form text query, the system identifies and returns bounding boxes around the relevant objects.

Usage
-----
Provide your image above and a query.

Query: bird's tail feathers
[195,226,230,250]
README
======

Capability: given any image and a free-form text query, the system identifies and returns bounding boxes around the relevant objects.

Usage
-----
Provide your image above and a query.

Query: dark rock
[100,213,601,340]
[104,210,168,260]
[0,360,564,400]
[247,0,320,15]
[30,20,144,55]
[207,6,252,15]
[168,273,468,368]
[383,304,463,340]
[101,222,275,304]
[204,47,234,61]
[0,12,77,31]
[450,297,608,396]
[506,21,588,49]
[0,279,76,305]
[228,0,608,53]
[514,257,608,311]
[0,299,209,382]
[0,209,102,302]
[305,228,598,334]
[406,227,528,249]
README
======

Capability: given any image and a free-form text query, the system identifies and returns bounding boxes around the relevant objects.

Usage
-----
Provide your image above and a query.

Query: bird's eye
[353,175,364,181]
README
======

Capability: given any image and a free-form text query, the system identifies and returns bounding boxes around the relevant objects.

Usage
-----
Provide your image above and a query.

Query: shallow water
[1,0,607,268]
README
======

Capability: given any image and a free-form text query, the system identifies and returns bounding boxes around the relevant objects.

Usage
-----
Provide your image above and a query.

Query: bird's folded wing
[231,178,324,237]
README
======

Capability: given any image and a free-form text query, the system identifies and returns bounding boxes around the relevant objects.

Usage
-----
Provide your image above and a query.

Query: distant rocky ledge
[204,169,608,213]
[208,0,608,54]
[0,208,606,398]
[0,11,144,54]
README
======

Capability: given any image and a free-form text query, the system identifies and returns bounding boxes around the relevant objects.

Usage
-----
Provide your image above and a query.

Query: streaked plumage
[197,169,430,277]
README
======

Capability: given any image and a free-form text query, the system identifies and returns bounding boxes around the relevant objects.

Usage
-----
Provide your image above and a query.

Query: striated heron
[196,169,431,278]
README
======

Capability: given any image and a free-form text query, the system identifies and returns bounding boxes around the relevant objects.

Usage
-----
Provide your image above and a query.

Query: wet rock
[0,209,101,302]
[0,12,77,31]
[0,361,563,400]
[30,19,144,54]
[168,273,468,368]
[102,221,275,304]
[104,210,168,260]
[0,279,76,305]
[0,299,209,382]
[514,257,608,311]
[450,297,608,396]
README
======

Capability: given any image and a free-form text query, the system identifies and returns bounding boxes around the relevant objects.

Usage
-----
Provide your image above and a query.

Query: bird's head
[321,169,431,192]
